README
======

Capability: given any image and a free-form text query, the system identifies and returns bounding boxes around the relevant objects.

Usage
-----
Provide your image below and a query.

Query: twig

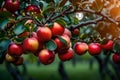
[79,9,118,24]
[70,17,103,29]
[51,6,75,21]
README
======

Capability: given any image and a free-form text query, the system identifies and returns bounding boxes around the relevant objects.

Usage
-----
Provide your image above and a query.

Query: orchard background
[0,0,120,80]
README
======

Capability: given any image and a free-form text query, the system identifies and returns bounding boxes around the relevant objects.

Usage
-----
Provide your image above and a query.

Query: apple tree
[0,0,120,80]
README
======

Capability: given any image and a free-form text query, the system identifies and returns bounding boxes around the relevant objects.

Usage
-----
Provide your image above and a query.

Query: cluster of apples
[73,40,114,56]
[5,22,75,65]
[2,0,41,14]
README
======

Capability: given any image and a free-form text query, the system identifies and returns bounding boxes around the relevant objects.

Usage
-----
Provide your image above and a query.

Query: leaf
[55,18,66,27]
[42,5,55,15]
[0,19,9,29]
[58,36,67,46]
[14,23,26,35]
[0,39,12,64]
[39,1,49,10]
[73,17,79,24]
[0,39,11,51]
[0,11,12,20]
[79,33,87,39]
[45,40,57,51]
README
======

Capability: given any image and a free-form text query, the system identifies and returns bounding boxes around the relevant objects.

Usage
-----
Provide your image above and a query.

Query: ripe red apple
[50,22,65,36]
[8,43,23,56]
[25,5,41,14]
[101,40,114,50]
[58,49,74,61]
[112,54,120,63]
[13,57,23,66]
[38,49,55,65]
[73,42,88,55]
[22,37,39,53]
[37,27,52,42]
[3,0,20,13]
[88,43,102,55]
[72,28,80,35]
[54,35,70,53]
[63,28,71,38]
[5,53,16,62]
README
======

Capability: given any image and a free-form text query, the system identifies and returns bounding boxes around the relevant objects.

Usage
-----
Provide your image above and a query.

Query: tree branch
[17,16,43,26]
[70,17,103,29]
[79,9,118,24]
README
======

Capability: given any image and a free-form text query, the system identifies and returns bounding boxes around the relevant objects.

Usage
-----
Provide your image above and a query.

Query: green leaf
[0,19,9,29]
[0,11,12,20]
[0,39,11,51]
[14,23,26,35]
[58,36,67,46]
[79,33,87,39]
[42,5,55,15]
[73,17,79,24]
[55,18,66,27]
[39,1,49,10]
[0,39,11,64]
[45,40,57,51]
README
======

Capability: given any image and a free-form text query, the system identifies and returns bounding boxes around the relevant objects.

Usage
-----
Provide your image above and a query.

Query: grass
[0,61,102,80]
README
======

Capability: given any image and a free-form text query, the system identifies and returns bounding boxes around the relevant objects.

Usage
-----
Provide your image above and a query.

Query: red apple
[112,54,120,63]
[58,49,74,61]
[8,43,23,56]
[51,22,65,36]
[37,27,52,42]
[72,28,80,35]
[63,28,71,38]
[54,35,70,53]
[22,37,39,53]
[3,0,20,13]
[25,5,41,14]
[88,43,102,55]
[38,49,55,65]
[73,42,88,55]
[13,57,23,66]
[101,40,114,50]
